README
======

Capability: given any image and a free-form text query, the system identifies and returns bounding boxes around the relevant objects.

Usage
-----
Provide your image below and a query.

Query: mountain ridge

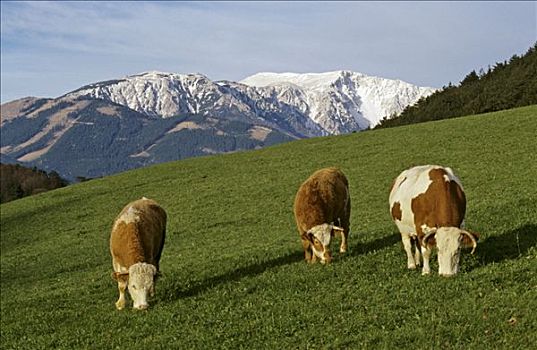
[1,69,435,179]
[66,70,435,134]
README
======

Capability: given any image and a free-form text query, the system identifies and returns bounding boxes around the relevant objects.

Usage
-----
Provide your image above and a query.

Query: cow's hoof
[115,301,125,310]
[408,264,417,270]
[421,270,431,276]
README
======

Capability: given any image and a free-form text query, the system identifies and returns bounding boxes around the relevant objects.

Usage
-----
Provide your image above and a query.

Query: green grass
[2,105,537,349]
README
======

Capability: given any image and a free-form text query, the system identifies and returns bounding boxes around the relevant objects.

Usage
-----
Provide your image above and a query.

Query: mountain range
[0,70,435,180]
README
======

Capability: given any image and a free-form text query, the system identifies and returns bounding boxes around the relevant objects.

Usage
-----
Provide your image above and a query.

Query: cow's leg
[421,245,432,275]
[339,229,348,254]
[402,234,416,269]
[412,237,421,267]
[115,279,127,310]
[301,238,313,263]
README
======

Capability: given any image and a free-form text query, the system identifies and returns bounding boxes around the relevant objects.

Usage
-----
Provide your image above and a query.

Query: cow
[389,165,478,276]
[293,167,351,264]
[110,197,167,310]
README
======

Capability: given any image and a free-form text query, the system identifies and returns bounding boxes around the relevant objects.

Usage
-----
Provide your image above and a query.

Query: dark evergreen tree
[0,163,69,203]
[376,43,537,129]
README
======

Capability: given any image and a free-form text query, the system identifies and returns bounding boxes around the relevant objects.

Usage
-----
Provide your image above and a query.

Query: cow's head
[423,227,478,276]
[305,224,344,264]
[127,262,158,310]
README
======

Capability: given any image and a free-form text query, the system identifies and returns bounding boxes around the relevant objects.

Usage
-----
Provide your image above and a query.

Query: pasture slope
[1,105,536,349]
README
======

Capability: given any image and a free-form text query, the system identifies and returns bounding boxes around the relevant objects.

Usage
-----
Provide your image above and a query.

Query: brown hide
[391,202,402,221]
[294,167,351,237]
[411,168,466,241]
[110,198,167,272]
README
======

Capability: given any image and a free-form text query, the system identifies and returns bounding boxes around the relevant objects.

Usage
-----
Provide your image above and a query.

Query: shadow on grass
[474,223,537,266]
[1,196,79,227]
[162,233,401,301]
[162,250,304,300]
[349,233,400,257]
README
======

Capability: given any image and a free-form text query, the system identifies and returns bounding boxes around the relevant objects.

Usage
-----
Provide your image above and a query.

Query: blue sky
[1,1,535,103]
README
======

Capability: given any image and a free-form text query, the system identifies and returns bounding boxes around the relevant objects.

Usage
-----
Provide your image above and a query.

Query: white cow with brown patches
[389,165,478,276]
[110,197,166,310]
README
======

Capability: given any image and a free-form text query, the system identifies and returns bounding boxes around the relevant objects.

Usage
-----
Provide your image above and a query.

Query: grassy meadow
[1,105,536,349]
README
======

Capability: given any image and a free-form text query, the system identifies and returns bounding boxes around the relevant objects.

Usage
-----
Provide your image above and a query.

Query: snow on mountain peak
[240,70,436,131]
[66,70,436,135]
[240,70,356,90]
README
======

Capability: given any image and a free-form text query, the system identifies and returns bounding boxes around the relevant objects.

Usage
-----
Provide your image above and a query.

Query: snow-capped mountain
[241,71,436,132]
[1,70,436,180]
[67,70,436,135]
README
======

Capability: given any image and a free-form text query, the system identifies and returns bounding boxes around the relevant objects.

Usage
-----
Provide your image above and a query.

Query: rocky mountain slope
[1,70,435,180]
[1,96,293,180]
[67,70,435,135]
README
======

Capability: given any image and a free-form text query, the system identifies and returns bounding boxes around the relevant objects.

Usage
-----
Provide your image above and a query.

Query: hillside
[1,105,536,349]
[377,44,537,128]
[0,97,295,180]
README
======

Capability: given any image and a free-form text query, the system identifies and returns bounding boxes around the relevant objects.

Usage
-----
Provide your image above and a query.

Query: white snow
[66,70,437,136]
[241,70,436,130]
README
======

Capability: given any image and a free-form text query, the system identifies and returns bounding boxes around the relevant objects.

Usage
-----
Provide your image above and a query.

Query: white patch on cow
[421,244,432,275]
[113,261,128,274]
[421,224,435,234]
[389,166,432,234]
[308,224,332,246]
[443,166,464,190]
[119,206,140,225]
[435,227,464,276]
[307,224,333,262]
[389,165,464,236]
[128,262,157,309]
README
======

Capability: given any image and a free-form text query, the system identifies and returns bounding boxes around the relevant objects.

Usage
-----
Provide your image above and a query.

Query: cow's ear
[422,228,437,247]
[466,230,479,241]
[461,230,478,254]
[331,226,344,236]
[302,231,314,243]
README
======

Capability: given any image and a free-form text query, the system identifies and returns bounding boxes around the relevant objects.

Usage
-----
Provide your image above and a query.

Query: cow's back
[294,167,350,233]
[389,165,465,237]
[110,198,167,269]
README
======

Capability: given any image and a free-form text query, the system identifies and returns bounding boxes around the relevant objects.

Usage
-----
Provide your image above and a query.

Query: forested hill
[0,163,68,203]
[376,43,537,128]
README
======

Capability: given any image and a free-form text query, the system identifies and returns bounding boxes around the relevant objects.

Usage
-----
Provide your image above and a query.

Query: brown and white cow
[110,197,166,310]
[294,167,351,264]
[389,165,478,276]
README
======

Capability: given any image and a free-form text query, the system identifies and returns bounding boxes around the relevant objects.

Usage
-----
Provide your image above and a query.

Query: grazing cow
[110,197,166,310]
[293,167,351,264]
[389,165,478,276]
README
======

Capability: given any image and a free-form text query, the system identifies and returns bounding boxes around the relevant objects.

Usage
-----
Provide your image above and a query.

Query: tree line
[376,43,537,128]
[0,163,68,203]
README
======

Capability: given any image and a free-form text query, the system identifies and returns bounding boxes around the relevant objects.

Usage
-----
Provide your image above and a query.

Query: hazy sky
[1,1,535,103]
